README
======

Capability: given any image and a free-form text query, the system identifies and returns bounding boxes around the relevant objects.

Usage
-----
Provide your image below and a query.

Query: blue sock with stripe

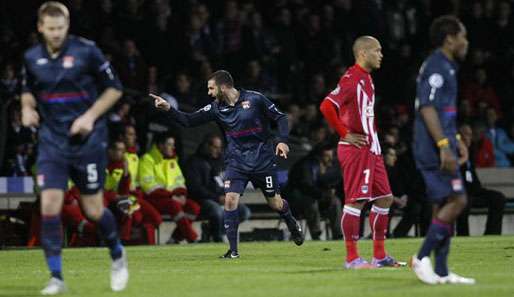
[41,215,63,280]
[223,209,239,252]
[97,208,123,260]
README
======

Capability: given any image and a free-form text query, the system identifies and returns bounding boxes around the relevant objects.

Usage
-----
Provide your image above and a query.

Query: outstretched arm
[151,93,216,127]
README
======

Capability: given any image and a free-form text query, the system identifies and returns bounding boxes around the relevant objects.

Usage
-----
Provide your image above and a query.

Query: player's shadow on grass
[0,284,42,297]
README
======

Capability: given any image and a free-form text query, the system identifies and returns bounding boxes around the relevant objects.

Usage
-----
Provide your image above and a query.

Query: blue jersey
[413,50,459,169]
[168,89,288,172]
[22,35,122,156]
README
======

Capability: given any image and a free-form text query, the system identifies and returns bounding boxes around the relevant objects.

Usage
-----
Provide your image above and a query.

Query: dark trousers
[456,188,506,236]
[392,197,432,238]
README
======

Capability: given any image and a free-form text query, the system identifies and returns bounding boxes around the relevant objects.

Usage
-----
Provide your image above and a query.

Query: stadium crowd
[1,0,514,245]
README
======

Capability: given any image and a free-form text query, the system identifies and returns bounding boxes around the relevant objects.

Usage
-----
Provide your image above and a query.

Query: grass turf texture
[0,236,513,297]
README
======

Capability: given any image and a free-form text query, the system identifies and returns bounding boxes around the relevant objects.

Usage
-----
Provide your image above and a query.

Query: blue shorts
[223,166,279,198]
[419,169,466,203]
[36,143,107,195]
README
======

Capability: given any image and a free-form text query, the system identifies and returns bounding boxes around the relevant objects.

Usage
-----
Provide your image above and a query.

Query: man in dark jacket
[457,123,506,235]
[285,142,342,240]
[185,134,251,242]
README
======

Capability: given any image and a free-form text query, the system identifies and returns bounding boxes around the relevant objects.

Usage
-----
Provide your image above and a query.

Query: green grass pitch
[1,236,513,297]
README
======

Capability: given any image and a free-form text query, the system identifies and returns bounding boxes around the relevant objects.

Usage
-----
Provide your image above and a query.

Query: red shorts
[337,143,392,204]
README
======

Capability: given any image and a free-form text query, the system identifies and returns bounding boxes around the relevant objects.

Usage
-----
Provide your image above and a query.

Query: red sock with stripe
[342,205,361,262]
[369,205,389,259]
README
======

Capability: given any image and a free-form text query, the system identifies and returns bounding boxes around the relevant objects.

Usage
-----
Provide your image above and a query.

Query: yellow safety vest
[124,151,139,190]
[139,145,185,194]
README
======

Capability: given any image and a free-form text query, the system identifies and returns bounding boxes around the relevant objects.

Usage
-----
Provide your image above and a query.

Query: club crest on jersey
[242,100,251,109]
[36,58,48,65]
[451,178,463,191]
[224,180,231,188]
[63,56,74,68]
[361,185,369,194]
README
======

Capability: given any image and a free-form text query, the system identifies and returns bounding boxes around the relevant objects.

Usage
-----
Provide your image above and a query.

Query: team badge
[37,174,45,187]
[361,185,368,194]
[242,100,251,109]
[36,58,48,65]
[224,180,231,188]
[63,56,74,68]
[170,162,175,169]
[451,178,463,191]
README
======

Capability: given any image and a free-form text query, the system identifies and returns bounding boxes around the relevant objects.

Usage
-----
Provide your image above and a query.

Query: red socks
[342,206,361,262]
[369,205,389,259]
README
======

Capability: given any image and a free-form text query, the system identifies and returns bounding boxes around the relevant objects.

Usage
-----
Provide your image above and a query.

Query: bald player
[320,36,400,269]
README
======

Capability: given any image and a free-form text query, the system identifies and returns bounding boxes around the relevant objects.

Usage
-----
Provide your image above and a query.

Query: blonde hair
[38,1,70,24]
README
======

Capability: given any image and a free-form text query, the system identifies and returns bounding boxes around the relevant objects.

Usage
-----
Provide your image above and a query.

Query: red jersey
[325,64,381,155]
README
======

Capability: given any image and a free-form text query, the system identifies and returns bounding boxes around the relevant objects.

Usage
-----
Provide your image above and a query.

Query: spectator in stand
[485,107,514,167]
[185,134,251,242]
[470,121,496,168]
[461,68,502,116]
[457,123,506,235]
[240,60,275,95]
[123,125,162,244]
[115,39,148,91]
[139,132,200,243]
[285,143,342,240]
[0,63,19,98]
[382,145,408,235]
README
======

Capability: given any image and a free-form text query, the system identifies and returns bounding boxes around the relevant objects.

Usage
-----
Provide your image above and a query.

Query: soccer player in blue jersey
[151,70,304,258]
[21,2,128,294]
[411,15,475,285]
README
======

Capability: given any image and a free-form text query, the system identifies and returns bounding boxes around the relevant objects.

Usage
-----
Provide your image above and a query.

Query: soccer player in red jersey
[320,36,399,269]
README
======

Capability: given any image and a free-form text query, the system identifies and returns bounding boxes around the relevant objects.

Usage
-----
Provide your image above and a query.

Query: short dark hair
[208,70,234,87]
[38,1,70,24]
[154,132,175,145]
[430,15,463,48]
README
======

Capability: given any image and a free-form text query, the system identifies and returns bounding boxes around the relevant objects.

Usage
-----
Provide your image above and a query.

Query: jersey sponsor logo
[224,180,231,188]
[242,100,251,109]
[451,178,463,191]
[330,85,340,95]
[62,56,75,68]
[36,58,48,65]
[428,73,444,88]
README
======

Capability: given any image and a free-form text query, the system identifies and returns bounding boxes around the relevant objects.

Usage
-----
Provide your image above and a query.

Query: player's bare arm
[21,92,40,127]
[275,142,289,159]
[419,105,457,172]
[150,93,171,111]
[70,87,122,136]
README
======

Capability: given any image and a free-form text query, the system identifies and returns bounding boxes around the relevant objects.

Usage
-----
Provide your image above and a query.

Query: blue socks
[41,215,63,280]
[417,218,452,276]
[434,236,451,276]
[223,209,239,252]
[97,208,123,260]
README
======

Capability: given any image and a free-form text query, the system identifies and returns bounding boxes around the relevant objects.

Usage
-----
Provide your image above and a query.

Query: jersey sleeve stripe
[326,97,340,108]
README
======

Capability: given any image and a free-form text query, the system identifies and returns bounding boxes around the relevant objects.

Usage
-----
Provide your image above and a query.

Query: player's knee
[224,193,239,210]
[267,197,282,211]
[83,205,104,221]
